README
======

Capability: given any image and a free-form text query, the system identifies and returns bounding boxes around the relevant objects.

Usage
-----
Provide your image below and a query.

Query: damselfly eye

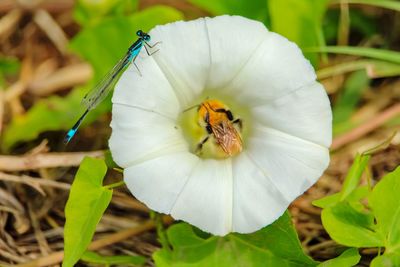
[136,30,143,36]
[144,35,151,41]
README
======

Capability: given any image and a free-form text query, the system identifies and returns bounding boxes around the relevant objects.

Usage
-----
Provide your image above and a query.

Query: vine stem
[104,180,125,190]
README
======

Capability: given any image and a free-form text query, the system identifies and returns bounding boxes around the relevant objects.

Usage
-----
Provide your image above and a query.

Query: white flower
[109,15,332,236]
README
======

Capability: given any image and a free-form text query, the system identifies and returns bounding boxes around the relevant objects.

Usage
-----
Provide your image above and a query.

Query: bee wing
[212,121,242,155]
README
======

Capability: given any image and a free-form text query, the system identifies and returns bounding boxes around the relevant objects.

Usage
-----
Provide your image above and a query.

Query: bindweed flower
[109,15,332,236]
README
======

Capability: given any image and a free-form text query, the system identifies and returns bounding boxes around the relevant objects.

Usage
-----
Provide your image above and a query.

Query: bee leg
[196,136,209,153]
[232,118,243,130]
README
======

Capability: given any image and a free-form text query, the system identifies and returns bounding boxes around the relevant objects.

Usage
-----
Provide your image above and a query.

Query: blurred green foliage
[188,0,270,25]
[71,5,182,78]
[333,70,370,135]
[0,57,19,88]
[268,0,329,65]
[323,9,378,44]
[74,0,139,25]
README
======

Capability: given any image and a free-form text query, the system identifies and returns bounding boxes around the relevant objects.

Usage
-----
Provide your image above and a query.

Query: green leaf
[313,152,370,209]
[321,202,384,248]
[63,157,112,267]
[268,0,330,65]
[1,6,183,149]
[333,0,400,12]
[371,164,400,264]
[371,252,400,267]
[313,186,369,209]
[369,167,400,249]
[153,212,317,267]
[187,0,269,24]
[317,248,360,267]
[81,251,146,266]
[339,153,370,201]
[305,46,400,64]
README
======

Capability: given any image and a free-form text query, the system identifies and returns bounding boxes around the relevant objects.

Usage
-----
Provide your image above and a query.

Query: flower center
[179,95,250,159]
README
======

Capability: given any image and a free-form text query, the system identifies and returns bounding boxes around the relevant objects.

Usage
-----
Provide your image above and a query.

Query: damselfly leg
[144,41,162,56]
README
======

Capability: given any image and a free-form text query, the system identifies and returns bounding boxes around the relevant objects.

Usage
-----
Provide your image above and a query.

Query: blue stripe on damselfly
[64,30,160,144]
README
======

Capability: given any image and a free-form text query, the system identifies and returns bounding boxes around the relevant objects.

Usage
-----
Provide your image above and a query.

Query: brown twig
[308,240,338,253]
[0,172,71,193]
[0,0,74,13]
[33,9,69,54]
[112,192,149,213]
[0,9,22,41]
[28,204,52,256]
[15,216,174,267]
[331,103,400,150]
[29,63,93,96]
[0,150,104,171]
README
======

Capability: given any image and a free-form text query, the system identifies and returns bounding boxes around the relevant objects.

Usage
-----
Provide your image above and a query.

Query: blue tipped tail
[64,109,90,145]
[64,129,77,144]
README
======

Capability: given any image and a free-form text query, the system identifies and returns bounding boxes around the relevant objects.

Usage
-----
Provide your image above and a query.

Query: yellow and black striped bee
[196,99,243,157]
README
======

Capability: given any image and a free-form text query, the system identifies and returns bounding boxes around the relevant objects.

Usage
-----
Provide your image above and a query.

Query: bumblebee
[196,99,243,157]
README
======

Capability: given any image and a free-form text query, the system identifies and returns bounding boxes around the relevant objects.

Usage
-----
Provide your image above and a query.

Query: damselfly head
[136,30,151,41]
[136,30,143,37]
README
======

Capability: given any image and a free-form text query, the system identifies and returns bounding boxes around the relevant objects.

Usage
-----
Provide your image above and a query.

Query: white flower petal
[124,152,199,213]
[223,32,316,105]
[109,104,187,168]
[112,54,180,118]
[205,15,268,89]
[247,124,330,201]
[232,152,289,233]
[171,159,233,236]
[149,18,210,107]
[252,82,332,147]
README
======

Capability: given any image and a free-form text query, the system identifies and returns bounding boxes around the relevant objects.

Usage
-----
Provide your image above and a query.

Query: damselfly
[64,30,160,144]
